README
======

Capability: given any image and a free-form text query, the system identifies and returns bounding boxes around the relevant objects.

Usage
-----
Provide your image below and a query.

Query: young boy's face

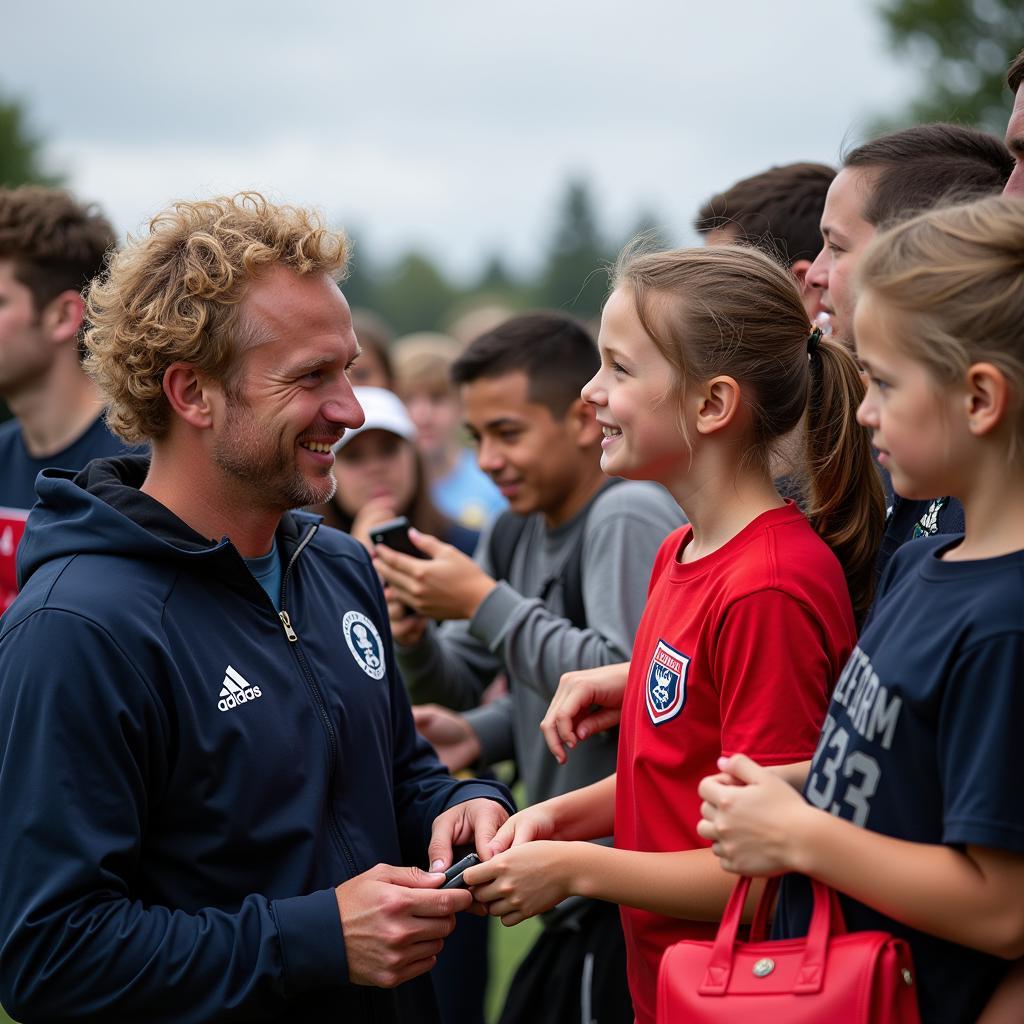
[461,370,592,526]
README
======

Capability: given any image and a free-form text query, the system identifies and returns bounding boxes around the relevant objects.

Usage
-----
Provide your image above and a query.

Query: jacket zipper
[278,610,298,642]
[278,523,359,880]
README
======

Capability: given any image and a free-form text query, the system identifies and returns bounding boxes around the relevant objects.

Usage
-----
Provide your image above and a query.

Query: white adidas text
[218,665,263,712]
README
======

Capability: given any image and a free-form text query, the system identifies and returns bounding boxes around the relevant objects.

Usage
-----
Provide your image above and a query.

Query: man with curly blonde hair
[0,186,131,612]
[0,192,511,1023]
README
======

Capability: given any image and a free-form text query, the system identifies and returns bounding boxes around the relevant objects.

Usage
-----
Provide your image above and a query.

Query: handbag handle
[698,876,849,996]
[748,875,782,941]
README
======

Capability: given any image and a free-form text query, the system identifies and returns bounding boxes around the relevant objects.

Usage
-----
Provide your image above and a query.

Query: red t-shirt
[615,502,857,1024]
[0,507,29,613]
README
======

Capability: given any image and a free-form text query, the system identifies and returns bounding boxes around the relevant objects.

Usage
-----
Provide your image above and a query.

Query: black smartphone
[440,852,481,889]
[369,516,428,559]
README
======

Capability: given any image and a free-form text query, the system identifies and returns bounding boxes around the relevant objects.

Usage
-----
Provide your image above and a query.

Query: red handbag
[656,876,921,1023]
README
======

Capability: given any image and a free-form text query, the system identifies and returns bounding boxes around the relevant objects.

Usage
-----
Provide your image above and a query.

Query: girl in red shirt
[464,243,884,1024]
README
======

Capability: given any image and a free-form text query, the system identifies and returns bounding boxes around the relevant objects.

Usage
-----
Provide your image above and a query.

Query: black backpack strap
[487,510,531,583]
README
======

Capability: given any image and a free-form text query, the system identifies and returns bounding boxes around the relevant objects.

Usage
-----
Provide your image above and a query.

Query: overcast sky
[5,1,923,279]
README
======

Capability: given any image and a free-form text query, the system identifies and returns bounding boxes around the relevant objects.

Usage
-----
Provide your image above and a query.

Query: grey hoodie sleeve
[469,482,683,701]
[463,693,516,766]
[394,524,502,711]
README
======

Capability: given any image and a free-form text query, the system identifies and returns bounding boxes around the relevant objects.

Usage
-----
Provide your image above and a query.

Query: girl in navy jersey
[463,243,885,1024]
[698,194,1024,1024]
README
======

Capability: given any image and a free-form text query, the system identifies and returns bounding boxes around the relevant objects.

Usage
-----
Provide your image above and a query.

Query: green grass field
[486,913,541,1022]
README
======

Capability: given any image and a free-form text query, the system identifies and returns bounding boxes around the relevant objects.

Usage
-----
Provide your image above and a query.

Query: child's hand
[541,661,630,764]
[487,805,558,856]
[697,754,814,876]
[463,841,573,926]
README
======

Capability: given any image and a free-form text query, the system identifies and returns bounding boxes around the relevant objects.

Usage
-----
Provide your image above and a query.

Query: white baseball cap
[333,386,417,452]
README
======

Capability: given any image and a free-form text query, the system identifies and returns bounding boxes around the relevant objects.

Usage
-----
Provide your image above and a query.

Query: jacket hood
[17,454,315,590]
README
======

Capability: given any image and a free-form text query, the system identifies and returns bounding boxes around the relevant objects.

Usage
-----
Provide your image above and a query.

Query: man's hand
[413,704,481,773]
[374,529,496,621]
[335,864,472,988]
[428,798,510,871]
[540,661,630,764]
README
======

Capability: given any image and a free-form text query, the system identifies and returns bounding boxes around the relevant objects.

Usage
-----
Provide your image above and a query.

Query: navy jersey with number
[777,535,1024,1024]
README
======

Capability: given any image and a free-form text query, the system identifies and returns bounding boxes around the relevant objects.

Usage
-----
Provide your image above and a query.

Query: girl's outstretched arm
[488,773,618,855]
[698,754,1024,959]
[465,840,763,927]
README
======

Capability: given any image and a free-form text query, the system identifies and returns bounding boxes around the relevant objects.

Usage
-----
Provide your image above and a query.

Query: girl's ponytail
[804,333,886,623]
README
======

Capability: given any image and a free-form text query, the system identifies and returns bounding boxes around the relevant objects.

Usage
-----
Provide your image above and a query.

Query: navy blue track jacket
[0,456,511,1022]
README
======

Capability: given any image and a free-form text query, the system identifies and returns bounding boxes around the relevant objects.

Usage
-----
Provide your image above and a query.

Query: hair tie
[807,325,822,357]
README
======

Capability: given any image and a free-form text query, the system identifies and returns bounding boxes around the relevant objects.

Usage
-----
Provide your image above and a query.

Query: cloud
[4,0,921,275]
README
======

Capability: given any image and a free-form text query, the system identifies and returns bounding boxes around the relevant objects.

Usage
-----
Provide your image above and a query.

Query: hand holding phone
[369,516,429,559]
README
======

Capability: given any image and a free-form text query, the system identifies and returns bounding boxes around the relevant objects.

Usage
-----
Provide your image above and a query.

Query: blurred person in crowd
[375,312,683,1024]
[350,308,396,389]
[321,385,478,555]
[447,303,515,349]
[392,332,505,530]
[695,161,836,323]
[0,187,133,612]
[0,192,511,1023]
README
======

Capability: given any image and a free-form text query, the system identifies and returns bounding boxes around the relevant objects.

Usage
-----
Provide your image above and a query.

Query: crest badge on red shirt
[646,639,689,726]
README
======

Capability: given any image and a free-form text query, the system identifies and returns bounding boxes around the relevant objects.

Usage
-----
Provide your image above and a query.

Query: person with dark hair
[0,187,134,611]
[800,123,1012,579]
[1005,47,1024,197]
[694,162,835,321]
[374,311,682,1024]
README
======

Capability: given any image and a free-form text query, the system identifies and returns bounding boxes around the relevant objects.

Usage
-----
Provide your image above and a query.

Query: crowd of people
[0,45,1021,1024]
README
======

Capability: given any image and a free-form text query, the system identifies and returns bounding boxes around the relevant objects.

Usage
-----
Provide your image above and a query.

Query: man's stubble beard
[212,398,337,511]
